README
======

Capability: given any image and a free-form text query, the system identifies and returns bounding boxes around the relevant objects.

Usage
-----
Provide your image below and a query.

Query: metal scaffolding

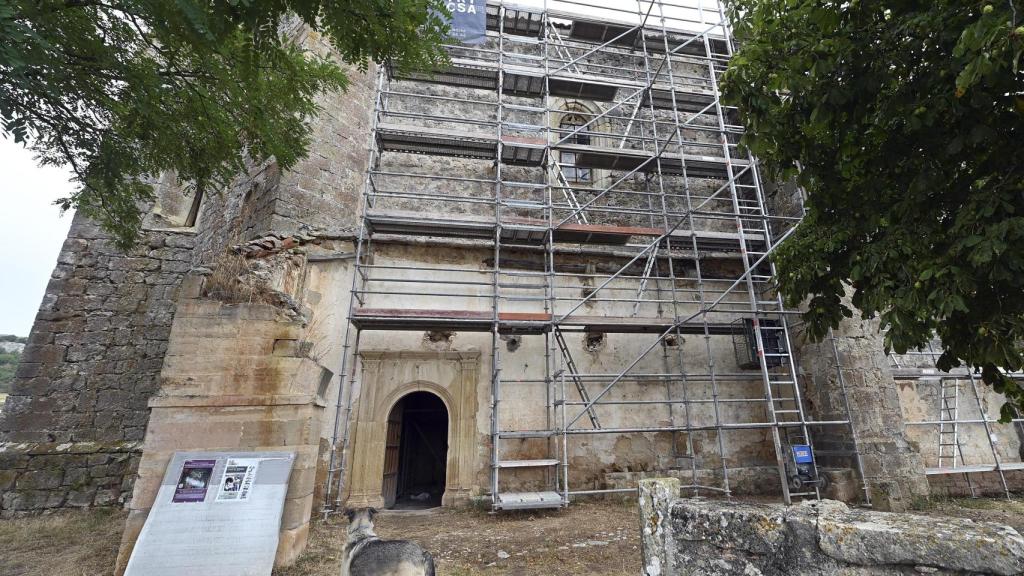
[323,0,864,512]
[890,343,1024,498]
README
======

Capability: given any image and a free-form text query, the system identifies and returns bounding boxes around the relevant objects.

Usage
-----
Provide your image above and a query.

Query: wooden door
[382,403,403,508]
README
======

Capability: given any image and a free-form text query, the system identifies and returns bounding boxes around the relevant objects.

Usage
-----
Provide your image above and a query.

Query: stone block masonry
[638,478,1024,576]
[797,308,930,511]
[0,215,194,444]
[0,214,194,515]
[0,441,140,517]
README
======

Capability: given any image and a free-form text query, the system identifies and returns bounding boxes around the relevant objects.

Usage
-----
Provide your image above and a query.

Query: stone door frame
[345,350,479,507]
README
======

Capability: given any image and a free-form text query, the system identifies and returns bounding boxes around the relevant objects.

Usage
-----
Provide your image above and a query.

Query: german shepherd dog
[341,508,436,576]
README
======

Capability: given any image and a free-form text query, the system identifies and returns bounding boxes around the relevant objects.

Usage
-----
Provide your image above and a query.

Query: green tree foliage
[723,1,1024,416]
[0,0,450,248]
[0,351,19,394]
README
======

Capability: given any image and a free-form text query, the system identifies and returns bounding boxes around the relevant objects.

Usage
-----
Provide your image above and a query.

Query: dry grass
[275,499,641,576]
[919,496,1024,533]
[7,496,1024,576]
[203,251,277,305]
[0,508,126,576]
[0,393,7,407]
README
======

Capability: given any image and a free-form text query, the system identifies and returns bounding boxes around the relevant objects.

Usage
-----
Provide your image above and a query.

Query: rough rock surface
[639,478,1024,576]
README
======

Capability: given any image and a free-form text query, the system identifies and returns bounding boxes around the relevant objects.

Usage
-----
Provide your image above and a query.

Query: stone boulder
[639,478,1024,575]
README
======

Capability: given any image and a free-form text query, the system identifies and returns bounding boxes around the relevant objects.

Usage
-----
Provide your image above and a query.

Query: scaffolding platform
[482,4,729,57]
[376,124,547,166]
[557,142,743,179]
[487,4,544,37]
[321,1,848,514]
[364,211,763,251]
[645,85,717,113]
[350,308,743,335]
[494,490,565,510]
[496,459,561,468]
[397,59,716,113]
[925,462,1024,475]
[378,124,740,179]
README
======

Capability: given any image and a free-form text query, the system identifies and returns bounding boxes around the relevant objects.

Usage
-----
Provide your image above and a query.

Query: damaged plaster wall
[328,241,812,503]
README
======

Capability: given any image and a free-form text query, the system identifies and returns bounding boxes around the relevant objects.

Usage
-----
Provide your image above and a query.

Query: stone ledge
[1,441,142,457]
[148,394,327,408]
[639,478,1024,576]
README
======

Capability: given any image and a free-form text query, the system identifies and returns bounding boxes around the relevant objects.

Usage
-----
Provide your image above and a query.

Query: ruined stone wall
[638,478,1024,576]
[0,214,193,514]
[0,47,377,514]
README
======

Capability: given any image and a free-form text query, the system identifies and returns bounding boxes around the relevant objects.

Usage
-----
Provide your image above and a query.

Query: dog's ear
[343,508,356,522]
[368,507,378,520]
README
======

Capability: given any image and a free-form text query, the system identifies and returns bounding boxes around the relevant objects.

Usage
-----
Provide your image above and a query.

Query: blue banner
[445,0,487,45]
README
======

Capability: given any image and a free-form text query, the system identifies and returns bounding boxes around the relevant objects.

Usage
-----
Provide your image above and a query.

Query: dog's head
[343,507,378,534]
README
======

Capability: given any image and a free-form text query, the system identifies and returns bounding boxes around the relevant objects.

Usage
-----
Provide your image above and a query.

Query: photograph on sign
[215,458,260,502]
[125,451,295,576]
[172,459,215,503]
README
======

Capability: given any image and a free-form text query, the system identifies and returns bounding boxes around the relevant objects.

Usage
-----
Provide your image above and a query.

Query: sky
[0,138,76,337]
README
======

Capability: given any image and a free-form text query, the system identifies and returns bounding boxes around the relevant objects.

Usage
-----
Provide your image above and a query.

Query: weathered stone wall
[638,478,1024,576]
[1,215,194,445]
[796,310,930,511]
[115,280,329,572]
[337,241,801,504]
[0,30,377,514]
[0,214,194,515]
[0,441,140,516]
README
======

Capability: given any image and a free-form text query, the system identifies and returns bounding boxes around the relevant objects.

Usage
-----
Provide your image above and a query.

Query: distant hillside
[0,341,25,354]
[0,335,25,396]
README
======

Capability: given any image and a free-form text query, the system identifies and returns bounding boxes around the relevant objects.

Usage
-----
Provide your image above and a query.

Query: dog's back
[348,538,435,576]
[342,508,435,576]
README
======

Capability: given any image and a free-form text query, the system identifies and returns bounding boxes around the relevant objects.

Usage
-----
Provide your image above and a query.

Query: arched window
[559,113,592,184]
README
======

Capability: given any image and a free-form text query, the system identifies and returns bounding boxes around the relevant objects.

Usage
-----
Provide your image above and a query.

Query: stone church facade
[2,5,1022,562]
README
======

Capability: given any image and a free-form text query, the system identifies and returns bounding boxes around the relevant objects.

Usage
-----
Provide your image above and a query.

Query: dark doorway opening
[382,391,448,510]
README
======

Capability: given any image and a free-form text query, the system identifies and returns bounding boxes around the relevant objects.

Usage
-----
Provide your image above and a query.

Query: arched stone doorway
[382,391,449,509]
[345,352,479,508]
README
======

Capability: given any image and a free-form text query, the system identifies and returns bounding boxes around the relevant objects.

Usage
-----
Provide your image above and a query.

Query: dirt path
[276,500,642,576]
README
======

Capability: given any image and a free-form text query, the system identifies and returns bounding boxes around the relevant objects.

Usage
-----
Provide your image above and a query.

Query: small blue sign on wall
[444,0,487,45]
[791,444,814,464]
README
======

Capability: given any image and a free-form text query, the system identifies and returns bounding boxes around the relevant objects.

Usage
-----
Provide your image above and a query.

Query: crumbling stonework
[115,277,330,572]
[0,55,376,514]
[797,311,930,511]
[639,478,1024,576]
